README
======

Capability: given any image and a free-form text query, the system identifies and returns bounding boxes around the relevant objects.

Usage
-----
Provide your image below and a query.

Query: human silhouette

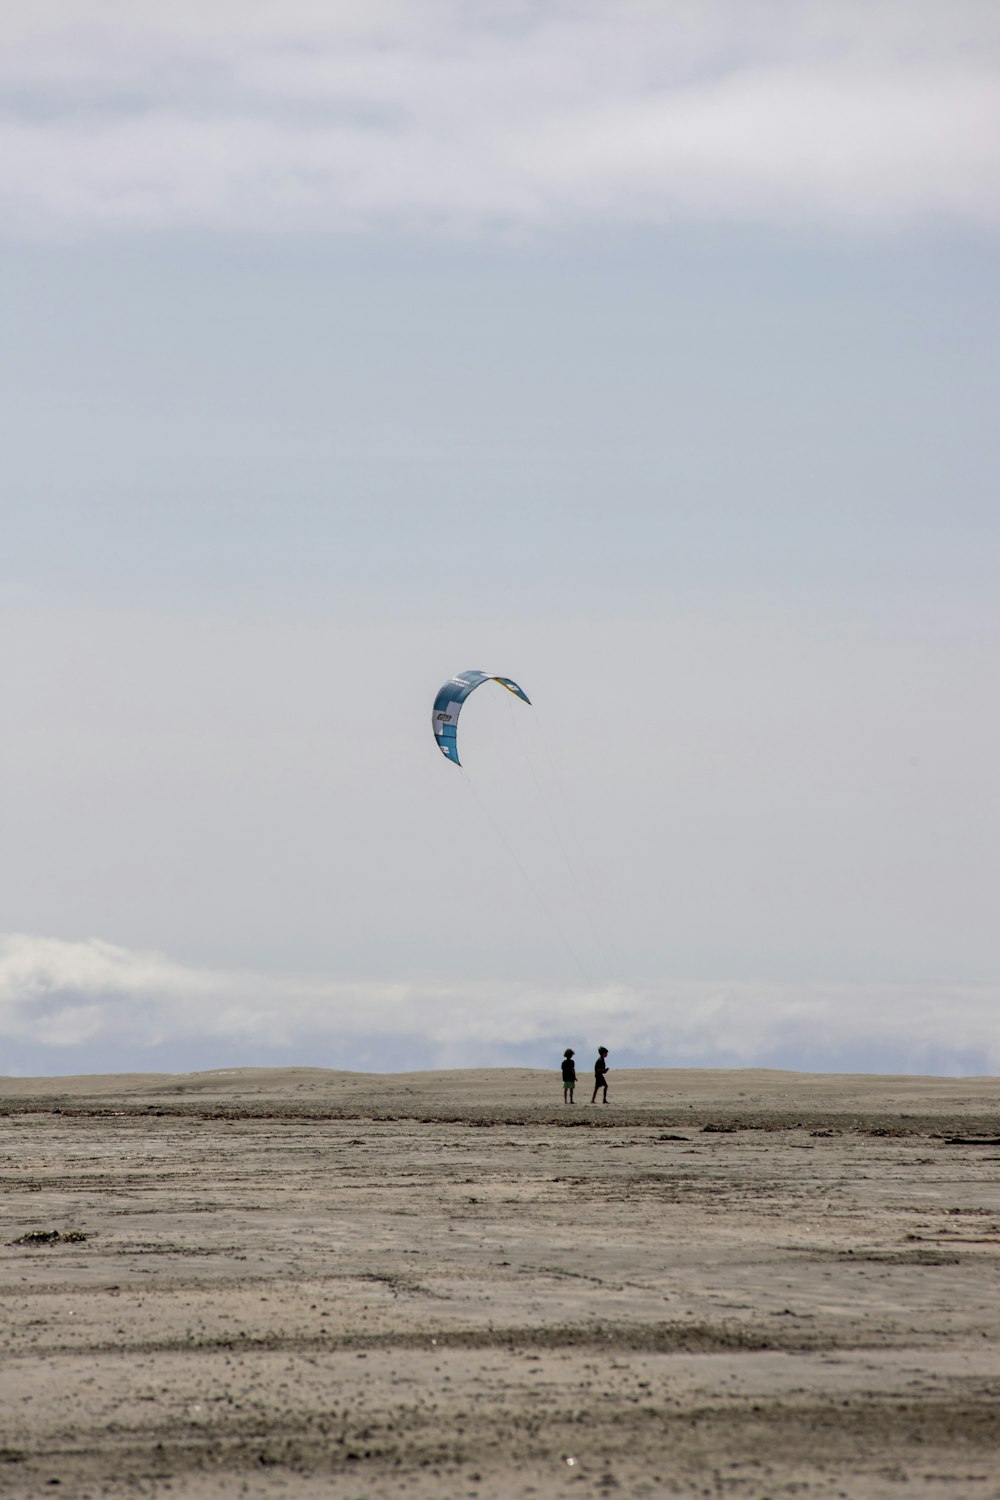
[561,1048,577,1104]
[591,1046,609,1104]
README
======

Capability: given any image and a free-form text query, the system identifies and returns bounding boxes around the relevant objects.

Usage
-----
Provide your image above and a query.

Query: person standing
[591,1046,609,1104]
[561,1048,577,1104]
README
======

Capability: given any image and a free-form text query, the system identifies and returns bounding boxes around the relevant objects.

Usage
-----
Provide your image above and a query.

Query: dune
[2,1067,999,1497]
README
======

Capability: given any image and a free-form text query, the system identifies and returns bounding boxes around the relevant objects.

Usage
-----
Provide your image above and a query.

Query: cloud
[2,933,998,1078]
[2,591,998,1011]
[2,1,998,237]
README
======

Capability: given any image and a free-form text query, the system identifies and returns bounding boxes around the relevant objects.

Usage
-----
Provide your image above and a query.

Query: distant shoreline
[1,1064,996,1139]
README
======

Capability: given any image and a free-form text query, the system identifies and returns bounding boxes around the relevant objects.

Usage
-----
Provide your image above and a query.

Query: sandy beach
[2,1066,1000,1498]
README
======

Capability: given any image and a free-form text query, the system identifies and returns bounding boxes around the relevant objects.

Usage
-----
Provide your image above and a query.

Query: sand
[2,1066,1000,1499]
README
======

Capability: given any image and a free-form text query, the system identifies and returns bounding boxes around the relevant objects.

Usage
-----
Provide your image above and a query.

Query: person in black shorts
[561,1049,577,1104]
[591,1046,609,1104]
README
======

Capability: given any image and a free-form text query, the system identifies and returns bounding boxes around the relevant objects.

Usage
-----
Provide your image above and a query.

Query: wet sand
[2,1066,1000,1498]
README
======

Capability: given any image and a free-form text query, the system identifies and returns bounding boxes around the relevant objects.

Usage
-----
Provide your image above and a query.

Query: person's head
[564,1048,574,1058]
[598,1046,608,1056]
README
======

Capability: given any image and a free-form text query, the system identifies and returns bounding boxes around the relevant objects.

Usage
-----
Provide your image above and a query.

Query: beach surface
[2,1066,1000,1498]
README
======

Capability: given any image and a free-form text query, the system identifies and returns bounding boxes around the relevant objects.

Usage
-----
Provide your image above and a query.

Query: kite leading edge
[432,670,531,766]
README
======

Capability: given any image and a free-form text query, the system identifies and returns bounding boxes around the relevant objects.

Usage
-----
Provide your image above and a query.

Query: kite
[431,670,531,766]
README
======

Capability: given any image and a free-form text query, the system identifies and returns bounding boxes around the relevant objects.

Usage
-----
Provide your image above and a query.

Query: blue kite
[432,670,531,766]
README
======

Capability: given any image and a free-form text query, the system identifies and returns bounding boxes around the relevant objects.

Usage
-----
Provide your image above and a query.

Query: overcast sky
[2,1,998,1077]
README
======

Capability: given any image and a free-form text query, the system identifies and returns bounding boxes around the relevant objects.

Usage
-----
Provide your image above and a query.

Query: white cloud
[2,2,998,236]
[2,933,998,1077]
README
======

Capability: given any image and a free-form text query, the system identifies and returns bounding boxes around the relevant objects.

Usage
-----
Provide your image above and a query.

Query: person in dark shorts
[561,1048,577,1104]
[591,1046,609,1104]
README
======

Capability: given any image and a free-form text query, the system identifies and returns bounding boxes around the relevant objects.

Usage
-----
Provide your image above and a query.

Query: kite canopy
[432,670,531,766]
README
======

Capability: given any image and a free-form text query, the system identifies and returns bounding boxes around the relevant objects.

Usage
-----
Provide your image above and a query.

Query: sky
[2,1,998,1077]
